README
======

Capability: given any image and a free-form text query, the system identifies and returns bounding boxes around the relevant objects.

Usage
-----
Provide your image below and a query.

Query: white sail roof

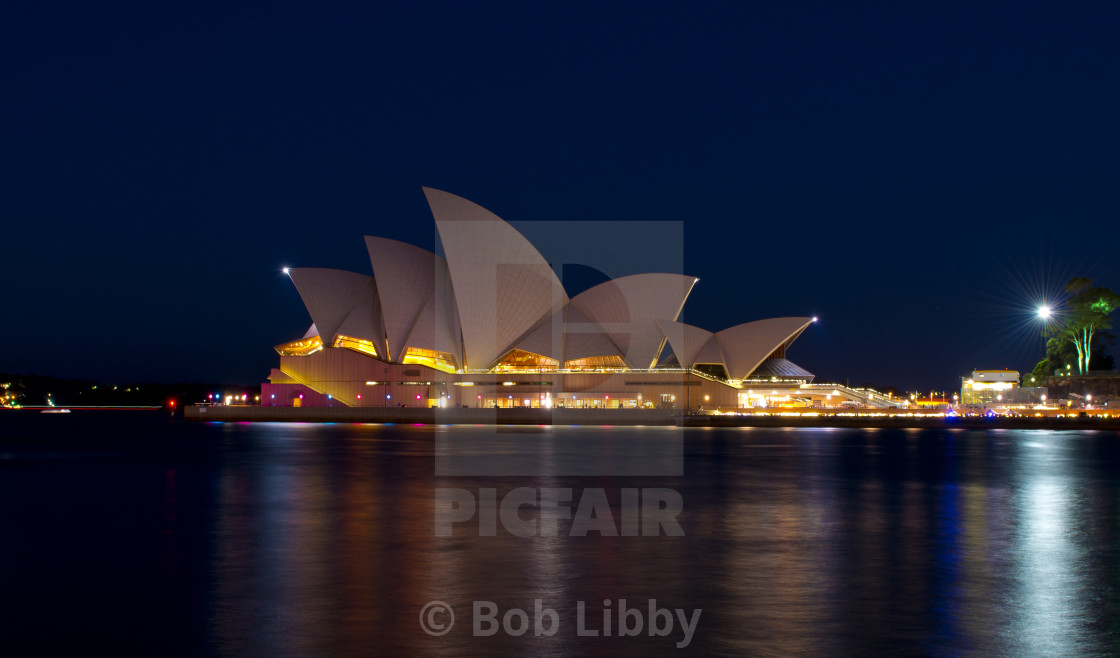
[511,303,624,363]
[715,317,814,380]
[424,187,568,369]
[401,257,463,366]
[287,268,385,348]
[280,189,818,381]
[571,273,698,368]
[562,304,624,361]
[658,320,725,369]
[513,308,565,361]
[365,236,460,362]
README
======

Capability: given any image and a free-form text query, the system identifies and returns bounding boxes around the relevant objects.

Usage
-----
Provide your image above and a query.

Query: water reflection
[1009,434,1093,654]
[214,426,1120,654]
[11,418,1120,655]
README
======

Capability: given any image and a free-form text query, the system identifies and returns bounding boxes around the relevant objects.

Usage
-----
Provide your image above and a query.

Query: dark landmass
[0,372,256,408]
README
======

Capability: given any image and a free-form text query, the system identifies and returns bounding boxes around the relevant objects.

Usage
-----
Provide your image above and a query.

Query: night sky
[3,2,1119,390]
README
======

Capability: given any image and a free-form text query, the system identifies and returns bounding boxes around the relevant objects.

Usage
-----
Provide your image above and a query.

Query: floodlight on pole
[1035,305,1054,361]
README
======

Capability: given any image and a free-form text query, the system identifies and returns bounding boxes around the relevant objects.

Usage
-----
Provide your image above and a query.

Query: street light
[1035,306,1055,378]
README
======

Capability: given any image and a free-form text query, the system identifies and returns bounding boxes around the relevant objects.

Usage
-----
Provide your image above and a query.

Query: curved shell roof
[283,189,815,378]
[401,260,463,366]
[365,236,461,364]
[287,268,385,349]
[561,304,625,361]
[424,187,568,369]
[571,273,698,368]
[513,307,565,361]
[658,320,725,369]
[715,317,814,380]
[513,303,629,363]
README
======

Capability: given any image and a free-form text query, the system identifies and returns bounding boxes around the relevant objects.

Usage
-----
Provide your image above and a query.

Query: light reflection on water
[3,416,1120,655]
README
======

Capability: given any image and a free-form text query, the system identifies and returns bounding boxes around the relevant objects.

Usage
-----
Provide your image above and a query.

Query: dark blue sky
[2,1,1118,389]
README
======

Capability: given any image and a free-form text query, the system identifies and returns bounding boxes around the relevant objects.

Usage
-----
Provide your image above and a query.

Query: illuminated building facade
[960,370,1020,405]
[959,369,1050,406]
[262,188,825,410]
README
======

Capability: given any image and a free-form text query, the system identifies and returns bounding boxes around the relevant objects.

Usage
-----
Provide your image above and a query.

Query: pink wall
[260,383,344,407]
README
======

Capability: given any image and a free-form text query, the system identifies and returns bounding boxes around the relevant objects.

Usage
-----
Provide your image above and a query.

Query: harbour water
[3,412,1120,655]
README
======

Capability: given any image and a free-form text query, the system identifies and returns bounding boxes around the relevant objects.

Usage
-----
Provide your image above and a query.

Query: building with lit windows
[262,188,850,411]
[960,369,1032,405]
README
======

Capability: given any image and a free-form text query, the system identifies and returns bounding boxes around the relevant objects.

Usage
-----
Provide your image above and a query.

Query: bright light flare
[1037,305,1052,319]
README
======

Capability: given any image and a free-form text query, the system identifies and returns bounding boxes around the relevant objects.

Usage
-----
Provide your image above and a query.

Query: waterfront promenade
[185,405,1120,430]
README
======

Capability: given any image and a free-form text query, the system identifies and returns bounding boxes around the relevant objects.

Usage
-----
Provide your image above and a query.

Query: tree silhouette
[1045,278,1120,375]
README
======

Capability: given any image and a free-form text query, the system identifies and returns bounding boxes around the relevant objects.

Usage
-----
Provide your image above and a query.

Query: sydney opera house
[262,188,827,411]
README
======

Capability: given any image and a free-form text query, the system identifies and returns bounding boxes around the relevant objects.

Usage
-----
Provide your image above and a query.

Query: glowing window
[333,335,379,358]
[403,347,459,373]
[563,355,626,370]
[274,336,323,356]
[493,349,559,372]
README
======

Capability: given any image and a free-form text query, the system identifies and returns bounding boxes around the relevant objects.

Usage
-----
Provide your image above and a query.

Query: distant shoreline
[172,405,1120,431]
[8,406,1115,431]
